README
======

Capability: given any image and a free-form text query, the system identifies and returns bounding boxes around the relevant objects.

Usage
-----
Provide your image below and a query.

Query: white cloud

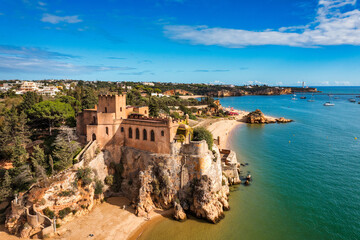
[334,80,351,85]
[41,13,82,24]
[164,0,360,47]
[0,45,134,74]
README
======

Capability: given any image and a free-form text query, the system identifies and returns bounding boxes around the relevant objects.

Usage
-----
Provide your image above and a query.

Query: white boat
[324,95,334,106]
[349,98,356,102]
[291,93,297,100]
[324,102,335,106]
[307,94,315,102]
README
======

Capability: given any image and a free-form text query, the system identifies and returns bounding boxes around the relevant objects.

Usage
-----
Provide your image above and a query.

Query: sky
[1,0,360,86]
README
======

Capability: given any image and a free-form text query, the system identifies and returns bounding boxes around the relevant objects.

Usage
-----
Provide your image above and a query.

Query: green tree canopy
[18,92,41,112]
[192,127,214,150]
[27,100,75,135]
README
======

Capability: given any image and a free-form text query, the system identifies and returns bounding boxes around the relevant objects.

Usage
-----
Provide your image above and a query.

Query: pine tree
[0,170,12,201]
[48,155,54,174]
[30,145,46,168]
[52,127,80,171]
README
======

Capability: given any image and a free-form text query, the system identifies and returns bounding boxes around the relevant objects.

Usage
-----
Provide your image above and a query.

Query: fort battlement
[77,93,187,155]
[127,114,180,123]
[98,92,126,97]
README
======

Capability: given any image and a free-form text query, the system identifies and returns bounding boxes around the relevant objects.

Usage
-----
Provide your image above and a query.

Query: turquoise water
[140,87,360,240]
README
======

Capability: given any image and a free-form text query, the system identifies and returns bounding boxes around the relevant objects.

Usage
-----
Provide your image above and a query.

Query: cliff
[5,141,110,239]
[207,87,318,97]
[120,140,240,223]
[5,139,241,238]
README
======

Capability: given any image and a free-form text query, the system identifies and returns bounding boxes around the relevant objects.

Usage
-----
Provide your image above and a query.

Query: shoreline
[50,197,171,240]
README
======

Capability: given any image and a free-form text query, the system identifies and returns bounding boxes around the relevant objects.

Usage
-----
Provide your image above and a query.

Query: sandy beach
[0,197,171,240]
[52,197,171,240]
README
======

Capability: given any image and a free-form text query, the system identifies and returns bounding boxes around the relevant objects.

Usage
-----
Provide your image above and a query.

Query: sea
[139,86,360,240]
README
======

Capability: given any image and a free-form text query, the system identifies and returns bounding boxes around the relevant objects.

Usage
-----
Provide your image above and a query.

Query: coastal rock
[244,109,268,124]
[173,201,186,221]
[276,117,293,123]
[245,109,292,124]
[191,175,229,223]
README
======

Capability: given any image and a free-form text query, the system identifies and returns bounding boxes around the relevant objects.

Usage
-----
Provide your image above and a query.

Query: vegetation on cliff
[193,127,214,150]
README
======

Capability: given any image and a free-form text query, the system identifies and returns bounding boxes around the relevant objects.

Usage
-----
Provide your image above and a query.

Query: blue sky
[1,0,360,86]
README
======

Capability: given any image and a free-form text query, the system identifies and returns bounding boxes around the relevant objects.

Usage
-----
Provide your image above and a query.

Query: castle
[76,93,189,157]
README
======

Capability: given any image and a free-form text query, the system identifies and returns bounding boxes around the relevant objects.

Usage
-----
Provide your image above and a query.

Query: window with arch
[93,116,96,124]
[145,110,147,114]
[143,129,147,140]
[129,128,132,139]
[106,127,109,135]
[120,107,123,112]
[105,107,108,113]
[161,130,164,136]
[92,133,96,141]
[150,130,155,142]
[121,127,124,132]
[136,128,140,139]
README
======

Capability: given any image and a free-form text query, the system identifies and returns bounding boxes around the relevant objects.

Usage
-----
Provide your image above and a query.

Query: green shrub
[58,207,71,219]
[192,127,214,150]
[76,167,92,186]
[43,207,55,219]
[189,114,197,120]
[94,179,104,195]
[58,190,75,197]
[104,175,114,186]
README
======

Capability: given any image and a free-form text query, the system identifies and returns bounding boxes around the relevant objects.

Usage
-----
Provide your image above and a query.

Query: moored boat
[307,94,315,102]
[349,98,356,102]
[324,102,335,106]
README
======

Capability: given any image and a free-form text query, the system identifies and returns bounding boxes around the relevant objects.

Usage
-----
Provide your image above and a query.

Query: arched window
[92,133,96,141]
[93,116,96,124]
[161,130,164,136]
[105,107,108,113]
[136,128,140,139]
[143,129,147,140]
[106,127,109,135]
[129,128,132,139]
[120,107,123,112]
[150,130,155,142]
[121,127,124,132]
[145,110,147,114]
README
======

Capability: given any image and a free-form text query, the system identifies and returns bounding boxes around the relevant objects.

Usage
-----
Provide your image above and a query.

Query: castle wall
[98,94,127,120]
[76,109,97,143]
[134,106,149,117]
[122,119,175,154]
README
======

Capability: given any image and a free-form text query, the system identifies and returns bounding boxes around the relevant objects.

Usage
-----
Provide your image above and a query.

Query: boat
[356,96,360,98]
[291,93,297,100]
[324,95,335,106]
[334,97,340,99]
[300,96,306,99]
[307,94,315,102]
[349,98,356,102]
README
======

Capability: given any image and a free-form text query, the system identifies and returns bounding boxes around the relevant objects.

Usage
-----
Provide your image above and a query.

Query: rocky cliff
[4,143,110,239]
[244,109,293,124]
[119,140,239,223]
[5,140,241,238]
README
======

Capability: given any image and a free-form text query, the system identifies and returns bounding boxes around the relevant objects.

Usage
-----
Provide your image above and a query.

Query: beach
[51,197,172,240]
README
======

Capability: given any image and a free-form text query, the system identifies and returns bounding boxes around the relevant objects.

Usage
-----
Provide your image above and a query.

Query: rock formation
[5,139,241,238]
[244,109,292,124]
[5,147,109,238]
[119,140,239,224]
